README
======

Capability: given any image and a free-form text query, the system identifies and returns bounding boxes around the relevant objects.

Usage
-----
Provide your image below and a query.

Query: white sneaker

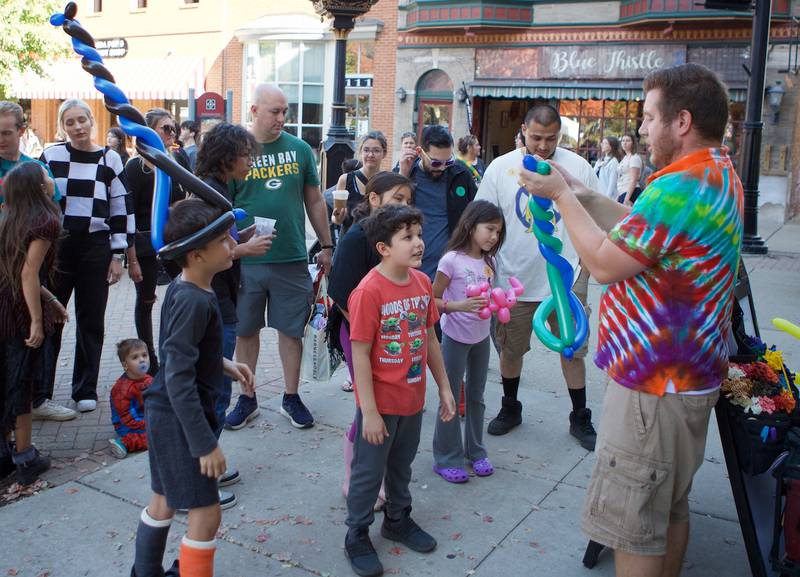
[76,400,97,413]
[31,399,78,421]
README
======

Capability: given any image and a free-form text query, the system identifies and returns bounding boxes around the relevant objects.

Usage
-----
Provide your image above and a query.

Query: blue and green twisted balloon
[522,155,588,359]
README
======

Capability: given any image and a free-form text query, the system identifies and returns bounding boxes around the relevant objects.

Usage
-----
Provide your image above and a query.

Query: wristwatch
[112,253,124,262]
[320,244,334,250]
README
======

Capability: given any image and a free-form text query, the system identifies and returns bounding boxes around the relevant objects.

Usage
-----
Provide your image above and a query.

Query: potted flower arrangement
[721,336,797,476]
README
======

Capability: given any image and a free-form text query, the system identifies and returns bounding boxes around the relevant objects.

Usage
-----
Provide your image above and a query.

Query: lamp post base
[741,234,768,255]
[320,136,356,191]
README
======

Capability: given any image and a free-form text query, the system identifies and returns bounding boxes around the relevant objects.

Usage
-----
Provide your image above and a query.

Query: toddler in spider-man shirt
[108,338,152,459]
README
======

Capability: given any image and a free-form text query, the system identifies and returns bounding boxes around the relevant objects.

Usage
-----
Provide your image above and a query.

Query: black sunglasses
[160,125,176,135]
[420,148,455,168]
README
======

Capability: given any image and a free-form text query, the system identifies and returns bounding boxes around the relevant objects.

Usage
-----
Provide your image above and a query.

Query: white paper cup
[333,190,349,211]
[253,216,276,237]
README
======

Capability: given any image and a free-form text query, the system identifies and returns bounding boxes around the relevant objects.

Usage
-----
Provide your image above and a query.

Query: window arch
[415,69,453,136]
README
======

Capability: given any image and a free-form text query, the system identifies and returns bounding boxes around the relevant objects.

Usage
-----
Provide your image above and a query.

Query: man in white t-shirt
[475,105,599,450]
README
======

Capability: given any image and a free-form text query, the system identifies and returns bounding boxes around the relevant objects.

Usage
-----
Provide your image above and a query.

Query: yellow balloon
[772,318,800,340]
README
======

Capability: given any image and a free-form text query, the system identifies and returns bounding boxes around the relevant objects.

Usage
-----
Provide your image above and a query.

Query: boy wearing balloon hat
[518,63,742,577]
[131,199,254,577]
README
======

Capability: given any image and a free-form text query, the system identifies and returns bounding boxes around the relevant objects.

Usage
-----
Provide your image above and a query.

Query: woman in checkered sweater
[40,99,134,414]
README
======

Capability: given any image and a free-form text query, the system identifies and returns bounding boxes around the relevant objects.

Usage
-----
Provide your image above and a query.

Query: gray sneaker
[219,489,237,510]
[31,399,78,421]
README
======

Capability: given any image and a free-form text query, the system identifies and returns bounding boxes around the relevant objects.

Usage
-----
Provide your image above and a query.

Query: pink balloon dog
[465,277,524,324]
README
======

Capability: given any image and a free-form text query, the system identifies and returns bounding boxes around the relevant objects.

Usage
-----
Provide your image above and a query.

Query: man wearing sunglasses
[397,125,476,280]
[475,104,600,451]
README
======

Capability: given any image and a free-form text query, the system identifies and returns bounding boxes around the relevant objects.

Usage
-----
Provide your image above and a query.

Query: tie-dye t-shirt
[595,148,743,396]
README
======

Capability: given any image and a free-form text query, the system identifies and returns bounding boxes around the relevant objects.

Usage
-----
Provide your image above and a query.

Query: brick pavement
[22,274,288,489]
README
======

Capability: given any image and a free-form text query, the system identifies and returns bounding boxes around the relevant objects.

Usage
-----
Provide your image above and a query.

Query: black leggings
[40,232,111,404]
[134,254,160,375]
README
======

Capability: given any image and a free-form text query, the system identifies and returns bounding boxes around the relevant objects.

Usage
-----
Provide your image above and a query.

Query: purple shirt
[438,251,494,344]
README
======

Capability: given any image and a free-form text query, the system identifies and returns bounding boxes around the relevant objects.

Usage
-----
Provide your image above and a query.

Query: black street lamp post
[312,0,379,189]
[739,0,772,254]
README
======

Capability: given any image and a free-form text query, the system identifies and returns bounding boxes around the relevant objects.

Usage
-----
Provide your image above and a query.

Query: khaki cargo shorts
[496,268,591,359]
[581,380,719,556]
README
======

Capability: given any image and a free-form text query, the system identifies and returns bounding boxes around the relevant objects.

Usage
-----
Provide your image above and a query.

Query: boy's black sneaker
[280,393,314,429]
[15,448,50,485]
[381,507,437,553]
[345,526,383,577]
[487,396,522,436]
[569,408,597,451]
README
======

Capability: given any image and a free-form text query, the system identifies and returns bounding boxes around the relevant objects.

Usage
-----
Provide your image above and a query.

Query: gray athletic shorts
[236,261,313,339]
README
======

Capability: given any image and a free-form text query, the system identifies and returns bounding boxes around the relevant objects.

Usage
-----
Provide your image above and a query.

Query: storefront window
[345,41,374,139]
[346,93,371,139]
[245,40,325,155]
[415,69,454,136]
[558,99,643,163]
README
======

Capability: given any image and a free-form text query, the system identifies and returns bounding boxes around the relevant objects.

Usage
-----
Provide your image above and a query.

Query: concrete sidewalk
[2,218,798,577]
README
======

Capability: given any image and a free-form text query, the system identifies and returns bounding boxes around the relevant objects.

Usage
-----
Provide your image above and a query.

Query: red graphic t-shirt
[348,267,440,416]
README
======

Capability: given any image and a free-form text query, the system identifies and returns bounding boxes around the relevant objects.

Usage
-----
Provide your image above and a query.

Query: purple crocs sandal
[433,465,469,484]
[471,458,494,477]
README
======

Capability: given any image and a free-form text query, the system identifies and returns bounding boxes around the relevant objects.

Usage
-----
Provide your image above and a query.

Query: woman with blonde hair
[40,99,134,413]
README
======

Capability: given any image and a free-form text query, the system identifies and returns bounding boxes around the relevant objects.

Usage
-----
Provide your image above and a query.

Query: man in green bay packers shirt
[227,84,333,430]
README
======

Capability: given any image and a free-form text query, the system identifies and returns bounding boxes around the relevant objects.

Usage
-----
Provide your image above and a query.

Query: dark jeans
[134,254,160,376]
[213,323,237,438]
[39,232,111,405]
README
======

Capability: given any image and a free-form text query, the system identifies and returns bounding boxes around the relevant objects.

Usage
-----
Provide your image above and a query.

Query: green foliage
[0,0,67,99]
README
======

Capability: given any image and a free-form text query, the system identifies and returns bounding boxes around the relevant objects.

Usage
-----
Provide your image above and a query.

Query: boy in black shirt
[132,198,254,577]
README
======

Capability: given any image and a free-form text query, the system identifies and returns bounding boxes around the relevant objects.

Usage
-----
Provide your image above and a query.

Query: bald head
[251,83,289,143]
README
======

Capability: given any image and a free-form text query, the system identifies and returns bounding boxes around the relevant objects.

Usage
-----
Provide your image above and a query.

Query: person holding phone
[396,125,477,282]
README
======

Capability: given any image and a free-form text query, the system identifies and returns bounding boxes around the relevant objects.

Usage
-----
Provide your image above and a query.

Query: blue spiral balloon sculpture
[523,155,588,359]
[51,2,244,258]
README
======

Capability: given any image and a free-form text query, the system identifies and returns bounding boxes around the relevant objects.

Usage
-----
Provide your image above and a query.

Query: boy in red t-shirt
[345,205,457,577]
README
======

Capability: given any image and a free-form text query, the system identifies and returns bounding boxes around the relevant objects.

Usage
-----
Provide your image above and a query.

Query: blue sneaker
[224,394,260,430]
[280,394,314,429]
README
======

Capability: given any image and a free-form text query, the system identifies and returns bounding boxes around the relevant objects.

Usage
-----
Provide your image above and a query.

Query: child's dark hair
[194,122,257,180]
[362,204,423,249]
[445,200,505,273]
[163,198,225,267]
[0,162,61,302]
[117,338,148,363]
[351,171,414,223]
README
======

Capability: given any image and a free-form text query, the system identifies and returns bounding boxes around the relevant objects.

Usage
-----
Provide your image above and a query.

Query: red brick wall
[209,37,245,123]
[368,0,398,152]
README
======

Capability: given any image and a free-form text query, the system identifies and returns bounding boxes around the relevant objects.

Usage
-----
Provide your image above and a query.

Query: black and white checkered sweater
[42,142,134,252]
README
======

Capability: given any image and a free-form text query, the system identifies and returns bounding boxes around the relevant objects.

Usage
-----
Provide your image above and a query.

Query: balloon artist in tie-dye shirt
[518,63,743,576]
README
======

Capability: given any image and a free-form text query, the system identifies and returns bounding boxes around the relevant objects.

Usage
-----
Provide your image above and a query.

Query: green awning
[470,81,747,102]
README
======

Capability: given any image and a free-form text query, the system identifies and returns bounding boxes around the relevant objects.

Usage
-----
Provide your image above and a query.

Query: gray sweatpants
[433,335,490,469]
[346,408,423,528]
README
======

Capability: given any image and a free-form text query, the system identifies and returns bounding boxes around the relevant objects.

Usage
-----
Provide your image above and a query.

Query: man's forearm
[576,190,630,233]
[307,195,332,245]
[555,192,609,276]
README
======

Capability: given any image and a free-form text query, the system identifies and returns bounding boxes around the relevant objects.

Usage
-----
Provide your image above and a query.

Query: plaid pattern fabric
[42,143,134,251]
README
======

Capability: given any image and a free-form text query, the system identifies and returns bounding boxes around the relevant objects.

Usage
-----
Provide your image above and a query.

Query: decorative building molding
[399,22,796,47]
